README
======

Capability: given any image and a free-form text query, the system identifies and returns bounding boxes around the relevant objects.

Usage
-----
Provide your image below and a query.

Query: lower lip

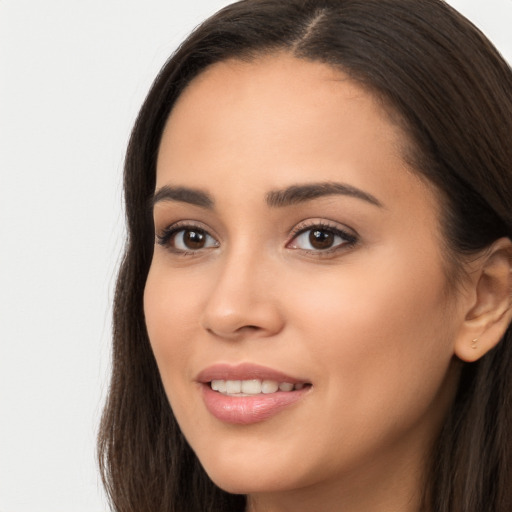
[201,384,310,425]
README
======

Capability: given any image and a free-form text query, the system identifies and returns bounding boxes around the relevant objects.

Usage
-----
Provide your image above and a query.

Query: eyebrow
[265,182,383,208]
[151,181,382,210]
[152,185,214,209]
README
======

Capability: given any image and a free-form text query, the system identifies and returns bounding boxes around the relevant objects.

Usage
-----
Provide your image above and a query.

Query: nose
[200,250,284,341]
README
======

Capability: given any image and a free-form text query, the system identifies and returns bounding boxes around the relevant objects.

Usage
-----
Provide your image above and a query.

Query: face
[144,54,465,508]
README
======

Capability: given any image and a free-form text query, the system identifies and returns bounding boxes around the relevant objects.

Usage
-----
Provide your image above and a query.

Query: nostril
[200,299,285,339]
[236,325,263,335]
[205,324,265,340]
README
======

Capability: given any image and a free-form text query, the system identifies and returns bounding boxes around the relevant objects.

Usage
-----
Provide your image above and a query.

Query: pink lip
[196,363,311,425]
[196,362,307,384]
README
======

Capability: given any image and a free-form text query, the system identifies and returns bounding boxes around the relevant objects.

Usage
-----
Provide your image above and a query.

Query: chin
[193,438,309,495]
[204,464,297,495]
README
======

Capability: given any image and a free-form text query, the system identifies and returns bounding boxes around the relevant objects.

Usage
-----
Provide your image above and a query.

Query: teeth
[226,380,242,394]
[210,379,306,395]
[241,379,261,394]
[261,380,279,393]
[211,380,227,393]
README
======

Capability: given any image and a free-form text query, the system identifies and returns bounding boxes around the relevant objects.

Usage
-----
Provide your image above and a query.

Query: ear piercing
[471,338,478,350]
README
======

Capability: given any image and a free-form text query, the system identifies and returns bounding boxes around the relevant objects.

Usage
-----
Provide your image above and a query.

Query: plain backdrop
[0,1,510,511]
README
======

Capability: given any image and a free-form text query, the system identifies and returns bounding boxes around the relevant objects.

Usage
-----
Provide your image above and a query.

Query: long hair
[98,1,512,511]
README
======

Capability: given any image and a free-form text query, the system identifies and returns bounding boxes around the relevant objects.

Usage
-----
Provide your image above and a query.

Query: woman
[98,1,512,511]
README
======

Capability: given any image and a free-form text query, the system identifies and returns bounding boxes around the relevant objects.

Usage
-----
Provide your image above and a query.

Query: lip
[196,362,307,384]
[196,363,311,425]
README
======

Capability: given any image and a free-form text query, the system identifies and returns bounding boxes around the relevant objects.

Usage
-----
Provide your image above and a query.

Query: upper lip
[196,363,309,384]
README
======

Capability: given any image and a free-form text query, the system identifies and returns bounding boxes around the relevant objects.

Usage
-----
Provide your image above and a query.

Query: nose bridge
[201,239,282,338]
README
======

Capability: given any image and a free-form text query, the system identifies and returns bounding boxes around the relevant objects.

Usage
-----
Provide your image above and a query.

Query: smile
[210,379,307,395]
[197,364,312,424]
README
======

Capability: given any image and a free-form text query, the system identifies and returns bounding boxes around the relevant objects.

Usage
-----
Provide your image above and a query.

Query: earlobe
[454,237,512,363]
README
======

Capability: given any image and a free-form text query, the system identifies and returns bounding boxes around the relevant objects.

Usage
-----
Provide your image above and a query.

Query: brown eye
[287,224,357,253]
[181,229,207,250]
[174,228,219,251]
[309,229,335,249]
[157,225,219,252]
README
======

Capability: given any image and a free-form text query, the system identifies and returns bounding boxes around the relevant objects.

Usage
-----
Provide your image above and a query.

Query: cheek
[285,249,457,425]
[143,265,213,437]
[143,266,200,384]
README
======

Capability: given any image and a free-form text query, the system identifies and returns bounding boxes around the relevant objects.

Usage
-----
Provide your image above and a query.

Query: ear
[454,237,512,363]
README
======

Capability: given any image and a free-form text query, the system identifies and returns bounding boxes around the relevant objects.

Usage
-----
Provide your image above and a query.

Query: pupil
[184,230,205,249]
[309,229,334,249]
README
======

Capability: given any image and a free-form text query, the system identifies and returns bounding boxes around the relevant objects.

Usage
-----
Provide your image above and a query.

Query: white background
[0,1,510,511]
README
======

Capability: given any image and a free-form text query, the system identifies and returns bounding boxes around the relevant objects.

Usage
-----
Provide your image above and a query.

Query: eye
[173,228,217,251]
[157,224,219,253]
[287,223,357,252]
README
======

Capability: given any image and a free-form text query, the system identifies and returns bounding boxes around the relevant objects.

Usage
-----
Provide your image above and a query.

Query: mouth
[197,363,312,424]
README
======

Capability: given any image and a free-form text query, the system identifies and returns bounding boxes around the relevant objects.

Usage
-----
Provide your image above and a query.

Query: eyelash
[155,220,358,256]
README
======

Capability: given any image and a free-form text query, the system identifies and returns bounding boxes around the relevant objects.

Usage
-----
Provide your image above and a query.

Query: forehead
[157,53,410,186]
[171,53,372,120]
[166,53,393,134]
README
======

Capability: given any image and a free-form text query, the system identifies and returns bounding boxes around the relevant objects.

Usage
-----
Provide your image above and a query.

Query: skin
[144,54,477,512]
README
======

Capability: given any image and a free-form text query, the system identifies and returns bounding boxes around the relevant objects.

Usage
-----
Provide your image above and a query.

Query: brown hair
[98,1,512,511]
